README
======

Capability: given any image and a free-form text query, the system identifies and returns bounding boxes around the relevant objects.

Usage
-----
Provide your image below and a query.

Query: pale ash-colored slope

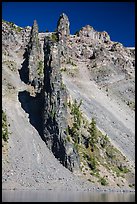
[2,94,89,190]
[62,62,135,168]
[2,47,90,191]
[2,47,134,191]
[2,52,82,190]
[2,92,134,192]
[2,62,95,191]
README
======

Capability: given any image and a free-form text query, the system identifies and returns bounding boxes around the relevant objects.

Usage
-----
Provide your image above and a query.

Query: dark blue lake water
[2,190,135,202]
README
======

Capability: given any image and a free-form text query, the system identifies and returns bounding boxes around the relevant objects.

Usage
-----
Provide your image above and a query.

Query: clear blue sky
[2,2,135,47]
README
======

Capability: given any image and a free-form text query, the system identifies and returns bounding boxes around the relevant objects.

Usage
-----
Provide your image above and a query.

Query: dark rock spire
[43,36,80,172]
[27,20,41,84]
[57,13,70,63]
[57,13,70,39]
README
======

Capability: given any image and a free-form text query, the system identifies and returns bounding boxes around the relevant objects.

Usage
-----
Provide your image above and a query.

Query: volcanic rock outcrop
[57,13,70,63]
[27,20,42,84]
[42,36,79,171]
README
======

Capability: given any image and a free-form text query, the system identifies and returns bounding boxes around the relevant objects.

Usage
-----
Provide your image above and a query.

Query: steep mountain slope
[61,19,135,168]
[62,60,135,167]
[2,14,135,191]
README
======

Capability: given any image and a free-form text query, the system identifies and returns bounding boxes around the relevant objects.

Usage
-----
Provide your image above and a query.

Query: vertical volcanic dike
[42,35,80,172]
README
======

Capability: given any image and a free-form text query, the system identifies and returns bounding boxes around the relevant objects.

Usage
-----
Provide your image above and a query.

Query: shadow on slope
[18,90,44,139]
[18,90,67,167]
[18,48,29,84]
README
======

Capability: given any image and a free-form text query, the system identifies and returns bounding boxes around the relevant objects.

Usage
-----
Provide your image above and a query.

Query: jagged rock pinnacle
[57,13,70,37]
[27,20,42,86]
[56,13,70,63]
[29,20,41,52]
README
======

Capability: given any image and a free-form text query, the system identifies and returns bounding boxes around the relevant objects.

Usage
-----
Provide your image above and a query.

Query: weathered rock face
[17,20,44,94]
[66,23,135,87]
[57,13,70,38]
[2,20,31,57]
[57,13,70,63]
[27,20,43,88]
[43,37,79,172]
[78,25,110,43]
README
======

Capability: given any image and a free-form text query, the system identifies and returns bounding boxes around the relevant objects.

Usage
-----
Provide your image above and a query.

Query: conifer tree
[88,118,97,149]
